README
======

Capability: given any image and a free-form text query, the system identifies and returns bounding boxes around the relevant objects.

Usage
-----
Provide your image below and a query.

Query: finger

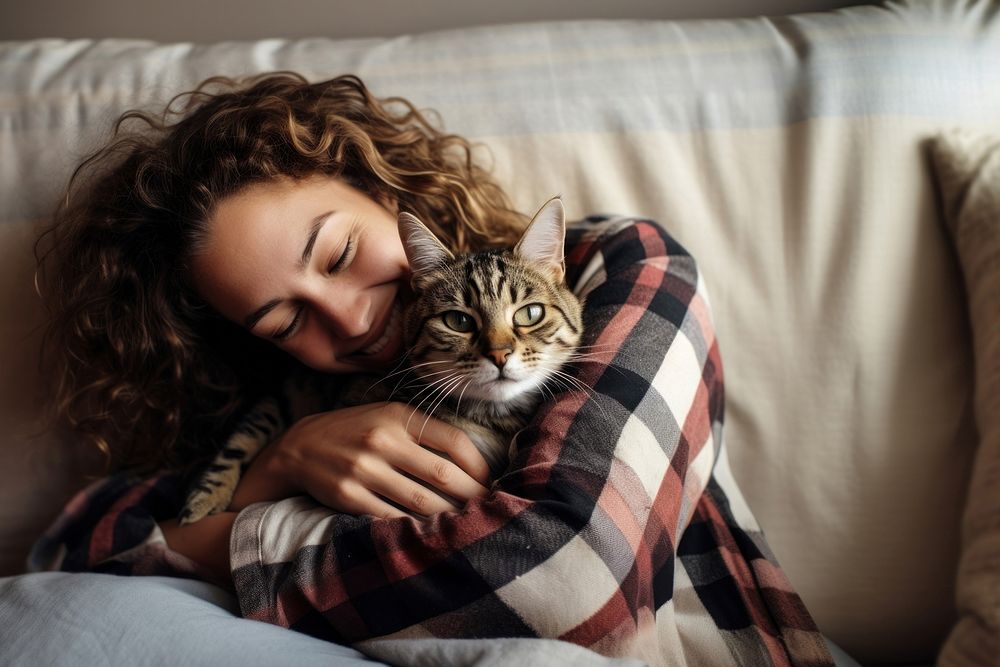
[313,481,410,521]
[358,493,412,521]
[395,406,491,486]
[366,462,460,516]
[390,444,489,503]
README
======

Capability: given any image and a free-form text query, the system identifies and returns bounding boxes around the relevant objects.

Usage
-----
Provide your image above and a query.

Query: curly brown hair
[35,72,527,476]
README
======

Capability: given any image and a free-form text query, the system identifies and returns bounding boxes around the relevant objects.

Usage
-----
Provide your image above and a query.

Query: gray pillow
[0,572,647,667]
[0,572,379,666]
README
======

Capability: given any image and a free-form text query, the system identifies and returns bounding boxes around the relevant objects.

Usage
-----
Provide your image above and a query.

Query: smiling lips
[357,301,402,356]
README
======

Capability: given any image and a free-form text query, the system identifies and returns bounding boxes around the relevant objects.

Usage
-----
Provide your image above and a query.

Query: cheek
[409,322,468,361]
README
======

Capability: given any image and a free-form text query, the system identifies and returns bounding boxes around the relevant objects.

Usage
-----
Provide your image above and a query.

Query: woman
[32,72,830,664]
[38,72,523,577]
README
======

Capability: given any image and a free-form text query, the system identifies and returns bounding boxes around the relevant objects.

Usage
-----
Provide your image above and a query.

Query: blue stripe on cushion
[2,4,1000,137]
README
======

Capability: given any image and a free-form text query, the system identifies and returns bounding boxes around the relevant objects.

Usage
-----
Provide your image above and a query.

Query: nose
[313,289,371,339]
[486,348,512,368]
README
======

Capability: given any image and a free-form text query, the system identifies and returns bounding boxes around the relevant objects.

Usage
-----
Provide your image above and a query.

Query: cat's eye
[442,310,476,333]
[514,303,545,327]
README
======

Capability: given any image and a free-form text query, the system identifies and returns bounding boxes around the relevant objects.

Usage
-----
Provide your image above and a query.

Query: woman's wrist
[228,442,300,512]
[158,512,237,588]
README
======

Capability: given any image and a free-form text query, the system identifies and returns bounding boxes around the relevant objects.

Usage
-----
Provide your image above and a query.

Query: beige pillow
[929,130,1000,667]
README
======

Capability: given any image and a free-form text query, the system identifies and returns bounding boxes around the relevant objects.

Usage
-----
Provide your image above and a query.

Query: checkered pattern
[30,217,833,666]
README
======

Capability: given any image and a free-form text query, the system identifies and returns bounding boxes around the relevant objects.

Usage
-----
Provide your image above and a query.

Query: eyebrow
[242,210,334,331]
[299,211,333,268]
[244,297,282,331]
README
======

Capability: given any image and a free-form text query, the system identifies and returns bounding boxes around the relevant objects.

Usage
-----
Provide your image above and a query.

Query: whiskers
[540,364,592,398]
[562,342,628,379]
[401,369,470,444]
[563,342,617,363]
[535,347,616,418]
[362,357,451,400]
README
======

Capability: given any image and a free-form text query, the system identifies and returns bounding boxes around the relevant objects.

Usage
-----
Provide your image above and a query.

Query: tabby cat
[180,196,583,524]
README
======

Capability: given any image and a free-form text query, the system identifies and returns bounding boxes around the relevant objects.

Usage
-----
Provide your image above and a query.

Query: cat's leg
[179,397,284,524]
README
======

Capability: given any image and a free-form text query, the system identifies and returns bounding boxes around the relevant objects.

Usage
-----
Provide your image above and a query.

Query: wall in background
[4,0,869,42]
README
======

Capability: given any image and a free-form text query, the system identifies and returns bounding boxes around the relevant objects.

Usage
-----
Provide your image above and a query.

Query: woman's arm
[32,398,492,584]
[157,399,496,582]
[225,402,491,519]
[158,513,236,587]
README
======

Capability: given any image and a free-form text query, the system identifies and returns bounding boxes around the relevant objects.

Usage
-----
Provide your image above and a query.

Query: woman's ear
[398,212,454,290]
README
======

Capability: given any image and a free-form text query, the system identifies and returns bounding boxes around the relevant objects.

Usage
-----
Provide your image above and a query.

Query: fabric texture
[928,130,1000,667]
[30,217,833,666]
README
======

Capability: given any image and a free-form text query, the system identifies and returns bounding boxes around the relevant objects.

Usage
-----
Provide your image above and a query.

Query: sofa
[1,1,998,664]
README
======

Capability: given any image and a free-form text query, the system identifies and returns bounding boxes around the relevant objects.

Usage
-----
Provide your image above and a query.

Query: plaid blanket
[30,217,833,666]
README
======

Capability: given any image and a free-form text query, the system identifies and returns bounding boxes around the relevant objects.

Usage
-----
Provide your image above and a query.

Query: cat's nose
[486,348,512,368]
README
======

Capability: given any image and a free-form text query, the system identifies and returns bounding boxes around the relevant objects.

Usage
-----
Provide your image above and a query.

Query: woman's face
[190,175,411,373]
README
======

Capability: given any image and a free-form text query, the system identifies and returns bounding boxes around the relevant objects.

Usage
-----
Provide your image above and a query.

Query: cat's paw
[178,468,240,525]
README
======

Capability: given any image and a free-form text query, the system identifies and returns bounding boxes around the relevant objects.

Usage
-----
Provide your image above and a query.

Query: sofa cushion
[929,129,1000,667]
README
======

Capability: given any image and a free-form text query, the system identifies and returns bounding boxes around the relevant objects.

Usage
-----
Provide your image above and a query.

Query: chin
[464,376,540,404]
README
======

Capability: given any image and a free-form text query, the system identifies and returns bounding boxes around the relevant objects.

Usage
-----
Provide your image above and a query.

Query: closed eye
[273,307,303,341]
[328,238,353,274]
[267,238,352,342]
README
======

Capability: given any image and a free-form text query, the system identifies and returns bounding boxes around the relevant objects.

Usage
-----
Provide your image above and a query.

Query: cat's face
[398,198,583,406]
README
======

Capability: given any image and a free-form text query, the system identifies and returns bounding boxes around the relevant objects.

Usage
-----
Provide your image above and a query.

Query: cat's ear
[398,212,455,289]
[515,196,567,282]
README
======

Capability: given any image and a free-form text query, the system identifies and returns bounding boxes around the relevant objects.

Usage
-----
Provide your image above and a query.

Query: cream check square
[495,532,622,637]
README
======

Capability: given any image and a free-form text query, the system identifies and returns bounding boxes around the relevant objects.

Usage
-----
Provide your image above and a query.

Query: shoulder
[567,215,691,260]
[565,214,697,292]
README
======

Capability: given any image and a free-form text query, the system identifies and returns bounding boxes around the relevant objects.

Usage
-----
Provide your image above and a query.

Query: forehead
[207,177,325,238]
[202,180,300,253]
[199,175,374,264]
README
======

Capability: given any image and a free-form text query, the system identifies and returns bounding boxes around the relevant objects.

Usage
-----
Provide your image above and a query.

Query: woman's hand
[228,402,491,519]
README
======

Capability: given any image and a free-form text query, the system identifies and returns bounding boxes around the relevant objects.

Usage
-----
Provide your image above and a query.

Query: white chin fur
[462,375,542,404]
